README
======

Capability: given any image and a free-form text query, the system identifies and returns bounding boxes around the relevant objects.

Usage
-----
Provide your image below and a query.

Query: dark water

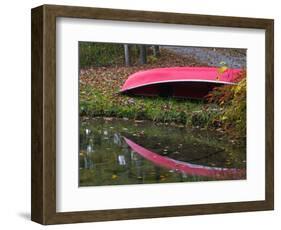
[79,118,246,186]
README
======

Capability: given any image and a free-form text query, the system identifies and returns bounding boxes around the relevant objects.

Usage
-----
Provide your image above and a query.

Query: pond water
[79,118,246,186]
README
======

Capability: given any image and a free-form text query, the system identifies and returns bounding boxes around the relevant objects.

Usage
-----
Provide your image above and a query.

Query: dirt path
[162,46,246,69]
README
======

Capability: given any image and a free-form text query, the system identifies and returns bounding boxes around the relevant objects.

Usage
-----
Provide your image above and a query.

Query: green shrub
[222,78,246,138]
[79,42,124,68]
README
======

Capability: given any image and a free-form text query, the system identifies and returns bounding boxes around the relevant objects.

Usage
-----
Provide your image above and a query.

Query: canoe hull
[120,67,241,99]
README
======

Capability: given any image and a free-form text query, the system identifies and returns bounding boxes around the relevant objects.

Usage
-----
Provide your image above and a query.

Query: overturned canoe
[120,67,242,99]
[124,137,245,179]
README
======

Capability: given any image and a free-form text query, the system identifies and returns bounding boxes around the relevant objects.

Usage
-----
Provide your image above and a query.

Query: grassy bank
[80,86,220,127]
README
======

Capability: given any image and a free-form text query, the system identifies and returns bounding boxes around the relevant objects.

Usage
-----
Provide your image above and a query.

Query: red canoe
[120,67,242,99]
[124,137,245,180]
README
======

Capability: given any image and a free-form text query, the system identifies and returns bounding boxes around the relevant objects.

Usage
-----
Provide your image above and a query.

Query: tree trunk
[153,45,160,57]
[139,45,147,65]
[124,44,131,66]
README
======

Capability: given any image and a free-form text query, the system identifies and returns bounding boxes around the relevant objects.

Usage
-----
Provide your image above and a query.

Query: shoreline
[80,115,246,145]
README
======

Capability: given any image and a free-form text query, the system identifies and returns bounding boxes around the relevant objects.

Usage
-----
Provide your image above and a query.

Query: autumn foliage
[205,71,246,138]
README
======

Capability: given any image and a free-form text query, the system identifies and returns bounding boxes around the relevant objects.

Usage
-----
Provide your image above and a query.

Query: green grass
[80,85,221,128]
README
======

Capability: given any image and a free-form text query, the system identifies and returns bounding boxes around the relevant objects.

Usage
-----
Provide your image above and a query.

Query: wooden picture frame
[31,4,274,225]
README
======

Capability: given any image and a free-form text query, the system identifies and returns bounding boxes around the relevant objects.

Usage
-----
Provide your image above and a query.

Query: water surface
[79,118,246,186]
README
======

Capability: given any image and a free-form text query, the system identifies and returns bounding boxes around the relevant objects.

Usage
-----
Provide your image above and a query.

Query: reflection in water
[118,155,126,166]
[79,118,246,186]
[124,137,245,180]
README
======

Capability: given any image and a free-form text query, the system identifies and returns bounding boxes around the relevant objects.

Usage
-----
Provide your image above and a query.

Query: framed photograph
[31,4,274,224]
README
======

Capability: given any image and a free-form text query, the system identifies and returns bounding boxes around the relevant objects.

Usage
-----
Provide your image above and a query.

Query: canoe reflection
[124,137,245,180]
